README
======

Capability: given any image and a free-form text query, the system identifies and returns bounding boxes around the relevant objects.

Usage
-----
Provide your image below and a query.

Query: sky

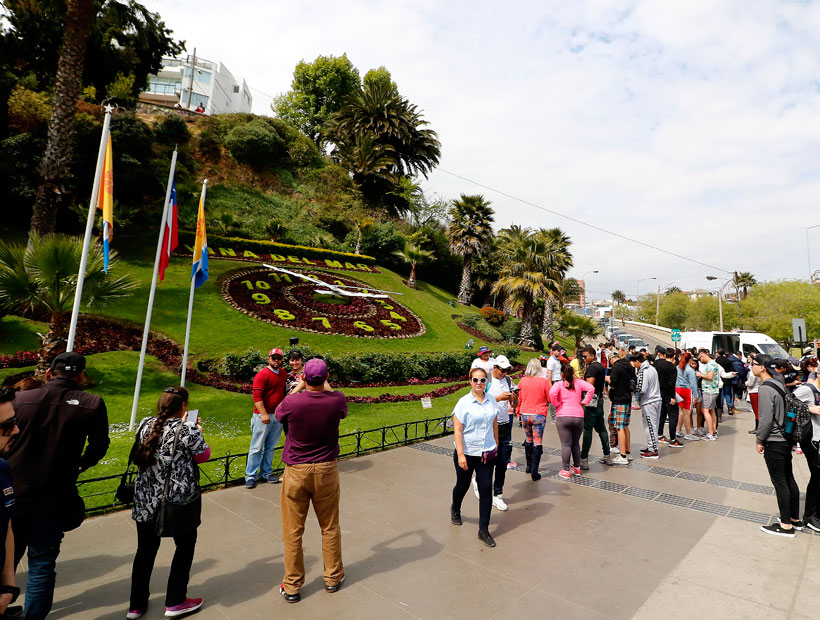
[143,0,820,301]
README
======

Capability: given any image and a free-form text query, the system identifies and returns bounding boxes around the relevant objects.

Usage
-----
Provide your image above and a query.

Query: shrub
[498,318,521,341]
[106,72,137,106]
[216,348,266,382]
[154,114,191,145]
[286,131,324,168]
[197,129,222,159]
[7,85,50,133]
[480,306,505,325]
[224,118,285,168]
[462,313,481,328]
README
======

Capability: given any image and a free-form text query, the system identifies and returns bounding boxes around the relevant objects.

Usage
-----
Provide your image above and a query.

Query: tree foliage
[447,194,495,305]
[741,281,820,343]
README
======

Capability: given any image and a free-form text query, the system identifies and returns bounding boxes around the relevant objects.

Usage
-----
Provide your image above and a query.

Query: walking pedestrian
[517,359,551,480]
[579,346,611,468]
[550,365,595,478]
[608,354,635,465]
[8,352,110,620]
[450,367,499,548]
[484,356,515,511]
[245,348,287,488]
[275,359,347,602]
[675,351,699,440]
[695,349,720,440]
[633,354,662,459]
[127,387,209,619]
[654,347,681,447]
[754,356,802,537]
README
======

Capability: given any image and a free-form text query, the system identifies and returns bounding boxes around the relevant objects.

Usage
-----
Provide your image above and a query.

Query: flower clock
[222,267,425,338]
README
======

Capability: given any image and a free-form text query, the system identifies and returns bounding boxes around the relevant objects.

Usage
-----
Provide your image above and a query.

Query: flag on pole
[158,182,179,281]
[192,187,208,289]
[99,135,114,272]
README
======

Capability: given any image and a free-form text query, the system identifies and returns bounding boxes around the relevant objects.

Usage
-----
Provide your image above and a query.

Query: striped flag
[99,135,114,272]
[158,182,179,281]
[191,184,208,289]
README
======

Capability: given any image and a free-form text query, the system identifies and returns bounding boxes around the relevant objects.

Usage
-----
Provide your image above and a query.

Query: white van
[680,331,789,359]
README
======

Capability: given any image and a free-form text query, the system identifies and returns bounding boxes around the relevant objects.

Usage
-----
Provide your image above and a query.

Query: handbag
[116,418,148,504]
[480,447,498,464]
[154,422,202,538]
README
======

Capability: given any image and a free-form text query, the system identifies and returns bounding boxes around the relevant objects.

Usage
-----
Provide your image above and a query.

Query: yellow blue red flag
[99,134,114,272]
[192,187,208,288]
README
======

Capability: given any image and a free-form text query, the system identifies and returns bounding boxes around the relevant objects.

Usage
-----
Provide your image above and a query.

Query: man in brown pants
[274,358,347,603]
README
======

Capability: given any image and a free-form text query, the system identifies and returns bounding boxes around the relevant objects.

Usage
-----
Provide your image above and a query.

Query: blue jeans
[13,504,64,620]
[245,414,283,481]
[719,383,733,411]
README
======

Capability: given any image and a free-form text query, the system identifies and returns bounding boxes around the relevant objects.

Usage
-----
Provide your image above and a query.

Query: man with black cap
[275,359,347,603]
[9,352,110,619]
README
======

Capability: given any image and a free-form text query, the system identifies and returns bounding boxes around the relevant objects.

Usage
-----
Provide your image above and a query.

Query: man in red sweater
[245,348,287,488]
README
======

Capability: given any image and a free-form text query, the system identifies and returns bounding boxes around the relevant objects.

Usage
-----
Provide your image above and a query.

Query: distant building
[140,53,253,115]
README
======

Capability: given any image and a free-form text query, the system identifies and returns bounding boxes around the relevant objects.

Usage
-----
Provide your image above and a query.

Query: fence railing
[78,415,454,517]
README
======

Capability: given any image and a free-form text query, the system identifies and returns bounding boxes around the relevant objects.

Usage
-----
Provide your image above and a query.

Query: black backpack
[767,381,812,444]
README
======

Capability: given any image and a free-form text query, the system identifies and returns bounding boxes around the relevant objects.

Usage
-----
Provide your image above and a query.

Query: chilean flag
[158,182,178,281]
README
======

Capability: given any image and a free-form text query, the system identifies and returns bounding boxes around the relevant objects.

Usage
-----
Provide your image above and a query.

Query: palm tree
[393,242,434,288]
[0,234,137,374]
[612,290,627,305]
[556,311,600,350]
[447,195,495,305]
[735,272,757,299]
[537,228,573,343]
[665,286,682,295]
[30,0,95,236]
[558,278,582,309]
[331,135,399,212]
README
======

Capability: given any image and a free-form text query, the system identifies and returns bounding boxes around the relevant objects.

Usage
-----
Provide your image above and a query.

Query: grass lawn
[0,316,46,354]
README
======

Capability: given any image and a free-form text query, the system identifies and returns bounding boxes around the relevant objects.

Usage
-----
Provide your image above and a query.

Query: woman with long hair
[675,351,699,440]
[517,358,551,481]
[746,353,762,434]
[549,364,594,478]
[127,387,210,619]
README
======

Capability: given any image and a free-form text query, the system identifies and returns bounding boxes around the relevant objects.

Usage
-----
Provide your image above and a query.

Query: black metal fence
[78,415,454,516]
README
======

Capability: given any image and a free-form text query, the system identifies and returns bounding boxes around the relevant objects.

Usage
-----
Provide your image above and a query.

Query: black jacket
[9,377,110,505]
[608,359,636,405]
[653,358,678,401]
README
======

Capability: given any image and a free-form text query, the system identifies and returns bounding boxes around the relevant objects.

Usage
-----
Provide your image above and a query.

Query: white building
[141,53,253,115]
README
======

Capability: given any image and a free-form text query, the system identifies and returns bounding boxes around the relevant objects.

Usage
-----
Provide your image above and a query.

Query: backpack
[767,381,811,444]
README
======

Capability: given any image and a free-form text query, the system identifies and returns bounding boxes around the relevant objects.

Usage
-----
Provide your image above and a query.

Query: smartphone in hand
[186,409,200,427]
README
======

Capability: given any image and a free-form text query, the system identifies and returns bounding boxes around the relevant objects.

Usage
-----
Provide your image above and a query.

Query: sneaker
[266,474,280,484]
[668,440,684,448]
[676,430,684,438]
[450,506,462,526]
[478,529,496,547]
[704,433,717,441]
[580,458,589,470]
[694,428,706,437]
[492,495,508,511]
[791,520,804,531]
[572,467,581,476]
[325,575,345,593]
[126,610,145,620]
[558,470,571,479]
[472,477,480,499]
[805,516,820,533]
[165,598,203,617]
[796,446,804,455]
[684,434,701,441]
[507,460,518,469]
[279,584,300,603]
[599,454,614,465]
[748,429,758,435]
[611,454,629,465]
[658,436,669,445]
[611,446,620,454]
[760,523,795,538]
[640,450,659,459]
[245,479,256,489]
[626,452,634,462]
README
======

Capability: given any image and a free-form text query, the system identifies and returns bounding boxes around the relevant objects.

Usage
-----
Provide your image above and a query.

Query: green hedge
[177,230,377,263]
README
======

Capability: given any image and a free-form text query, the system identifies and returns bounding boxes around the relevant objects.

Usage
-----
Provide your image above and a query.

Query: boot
[524,442,533,474]
[748,419,759,435]
[531,445,543,481]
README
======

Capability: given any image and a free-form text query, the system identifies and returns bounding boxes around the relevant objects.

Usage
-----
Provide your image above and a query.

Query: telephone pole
[186,47,197,109]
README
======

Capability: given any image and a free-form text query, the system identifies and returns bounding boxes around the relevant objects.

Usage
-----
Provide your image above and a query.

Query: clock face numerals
[222,268,425,339]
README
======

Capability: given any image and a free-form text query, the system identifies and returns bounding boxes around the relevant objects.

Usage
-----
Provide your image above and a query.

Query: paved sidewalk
[21,401,816,619]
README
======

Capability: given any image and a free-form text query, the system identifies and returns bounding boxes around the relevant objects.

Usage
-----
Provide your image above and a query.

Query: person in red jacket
[245,348,287,488]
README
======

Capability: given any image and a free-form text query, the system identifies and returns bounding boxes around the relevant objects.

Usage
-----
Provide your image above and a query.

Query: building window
[233,85,240,93]
[147,78,181,95]
[180,90,209,109]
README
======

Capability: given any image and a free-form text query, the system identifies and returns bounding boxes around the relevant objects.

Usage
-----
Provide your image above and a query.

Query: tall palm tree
[0,234,137,374]
[491,226,556,346]
[612,290,627,305]
[393,242,434,288]
[735,272,757,299]
[537,227,573,343]
[556,311,600,349]
[30,0,95,236]
[665,286,682,295]
[447,195,495,305]
[331,135,399,212]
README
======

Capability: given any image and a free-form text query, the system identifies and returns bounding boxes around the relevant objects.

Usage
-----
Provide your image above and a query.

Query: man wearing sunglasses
[0,388,20,618]
[245,347,288,488]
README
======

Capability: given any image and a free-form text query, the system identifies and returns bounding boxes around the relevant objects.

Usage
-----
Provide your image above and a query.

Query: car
[616,333,632,346]
[627,338,648,351]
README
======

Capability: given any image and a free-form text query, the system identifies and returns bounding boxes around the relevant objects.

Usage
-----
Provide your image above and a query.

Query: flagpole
[181,179,207,387]
[128,148,179,431]
[67,106,113,352]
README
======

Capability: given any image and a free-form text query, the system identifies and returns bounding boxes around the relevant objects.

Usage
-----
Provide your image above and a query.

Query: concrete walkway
[21,401,816,619]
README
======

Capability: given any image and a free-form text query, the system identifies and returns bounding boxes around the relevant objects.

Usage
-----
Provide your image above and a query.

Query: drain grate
[737,482,774,495]
[655,493,694,508]
[677,471,709,483]
[650,466,681,477]
[727,507,770,524]
[689,500,730,516]
[597,480,629,493]
[623,487,660,500]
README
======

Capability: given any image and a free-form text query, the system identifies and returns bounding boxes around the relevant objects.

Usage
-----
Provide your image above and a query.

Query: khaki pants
[281,461,344,593]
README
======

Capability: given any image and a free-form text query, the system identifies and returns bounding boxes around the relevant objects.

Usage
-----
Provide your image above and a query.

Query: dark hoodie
[608,358,636,405]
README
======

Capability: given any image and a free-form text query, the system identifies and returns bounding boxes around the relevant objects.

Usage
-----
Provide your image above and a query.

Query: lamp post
[807,224,820,283]
[582,270,598,317]
[636,276,656,299]
[706,276,733,331]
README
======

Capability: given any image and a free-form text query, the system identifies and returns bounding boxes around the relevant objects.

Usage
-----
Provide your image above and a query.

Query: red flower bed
[456,321,506,344]
[0,350,38,369]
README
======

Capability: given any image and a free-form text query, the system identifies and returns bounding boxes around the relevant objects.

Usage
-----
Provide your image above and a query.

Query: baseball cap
[268,348,284,358]
[304,358,328,384]
[493,355,512,370]
[50,352,86,376]
[478,346,491,354]
[804,346,814,354]
[773,358,790,369]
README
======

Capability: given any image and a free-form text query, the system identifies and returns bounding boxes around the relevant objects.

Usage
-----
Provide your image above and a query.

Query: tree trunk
[30,0,95,237]
[457,255,472,304]
[355,225,362,255]
[408,263,417,288]
[37,312,70,377]
[520,299,535,347]
[541,299,555,344]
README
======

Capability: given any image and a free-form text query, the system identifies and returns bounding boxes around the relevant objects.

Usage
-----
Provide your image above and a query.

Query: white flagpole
[181,179,207,387]
[67,106,113,352]
[128,148,179,431]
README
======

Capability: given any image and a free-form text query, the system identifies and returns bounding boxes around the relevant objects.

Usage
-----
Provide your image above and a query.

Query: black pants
[800,435,820,519]
[763,441,800,524]
[130,520,198,609]
[494,422,512,496]
[657,398,678,438]
[452,450,494,531]
[581,401,609,459]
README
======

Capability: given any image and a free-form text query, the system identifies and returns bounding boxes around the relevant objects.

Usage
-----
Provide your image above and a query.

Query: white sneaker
[472,477,480,499]
[492,495,508,511]
[611,446,620,454]
[676,430,684,438]
[611,454,629,465]
[684,434,701,441]
[704,433,717,441]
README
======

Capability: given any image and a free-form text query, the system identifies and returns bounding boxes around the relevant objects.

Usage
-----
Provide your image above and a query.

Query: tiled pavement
[24,402,818,619]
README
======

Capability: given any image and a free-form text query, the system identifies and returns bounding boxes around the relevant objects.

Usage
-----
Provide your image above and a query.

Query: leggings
[763,441,800,524]
[556,417,584,470]
[750,392,759,420]
[521,414,546,445]
[452,451,494,531]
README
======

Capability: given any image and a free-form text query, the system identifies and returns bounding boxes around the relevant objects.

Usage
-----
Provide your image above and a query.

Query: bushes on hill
[461,313,504,341]
[224,118,286,169]
[480,306,505,325]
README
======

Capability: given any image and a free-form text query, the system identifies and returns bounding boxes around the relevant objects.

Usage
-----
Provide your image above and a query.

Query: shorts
[675,387,692,411]
[611,403,631,429]
[701,392,718,410]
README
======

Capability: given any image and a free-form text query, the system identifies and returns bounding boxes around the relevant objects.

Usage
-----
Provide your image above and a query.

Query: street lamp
[706,276,733,331]
[636,276,656,298]
[582,270,598,316]
[807,224,820,283]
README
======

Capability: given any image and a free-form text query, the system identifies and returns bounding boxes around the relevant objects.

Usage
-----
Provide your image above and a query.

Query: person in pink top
[517,358,551,481]
[549,364,595,479]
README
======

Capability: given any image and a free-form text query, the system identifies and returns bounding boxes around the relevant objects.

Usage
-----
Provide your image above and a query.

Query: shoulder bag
[116,418,149,505]
[154,422,202,538]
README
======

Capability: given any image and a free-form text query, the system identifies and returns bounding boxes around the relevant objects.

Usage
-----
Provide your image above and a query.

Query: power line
[437,168,733,275]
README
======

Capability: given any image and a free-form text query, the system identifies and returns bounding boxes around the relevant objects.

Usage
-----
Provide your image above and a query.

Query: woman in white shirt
[451,367,499,548]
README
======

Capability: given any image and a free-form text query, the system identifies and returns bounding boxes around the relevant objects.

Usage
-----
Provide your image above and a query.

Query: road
[611,323,674,352]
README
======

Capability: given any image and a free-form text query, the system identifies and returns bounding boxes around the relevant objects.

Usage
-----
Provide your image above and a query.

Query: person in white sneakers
[695,349,721,440]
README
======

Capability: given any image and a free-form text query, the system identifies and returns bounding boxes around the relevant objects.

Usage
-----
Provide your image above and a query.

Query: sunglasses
[270,356,283,360]
[0,416,17,434]
[494,367,508,373]
[471,377,487,384]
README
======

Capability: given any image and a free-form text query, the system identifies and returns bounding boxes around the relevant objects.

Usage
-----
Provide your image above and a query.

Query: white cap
[493,355,513,369]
